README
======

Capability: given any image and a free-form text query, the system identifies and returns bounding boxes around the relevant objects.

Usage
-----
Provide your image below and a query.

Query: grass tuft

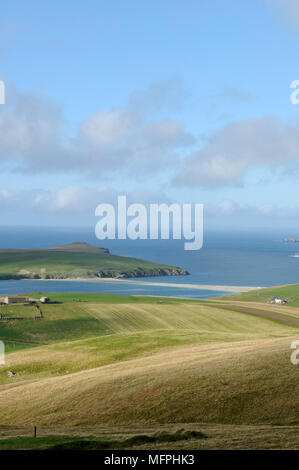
[46,429,208,450]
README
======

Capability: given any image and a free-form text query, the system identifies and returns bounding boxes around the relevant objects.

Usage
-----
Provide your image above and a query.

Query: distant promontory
[0,242,189,280]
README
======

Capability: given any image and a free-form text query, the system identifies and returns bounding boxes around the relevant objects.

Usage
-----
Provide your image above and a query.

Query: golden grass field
[0,293,299,449]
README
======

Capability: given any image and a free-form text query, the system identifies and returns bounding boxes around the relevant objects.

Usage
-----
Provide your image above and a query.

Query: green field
[0,242,188,279]
[1,296,295,385]
[26,292,200,303]
[0,291,299,449]
[0,429,208,450]
[215,283,299,306]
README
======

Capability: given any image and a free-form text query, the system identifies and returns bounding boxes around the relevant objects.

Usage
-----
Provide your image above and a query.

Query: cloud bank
[0,80,194,177]
[2,81,299,190]
[174,117,299,187]
[1,185,298,229]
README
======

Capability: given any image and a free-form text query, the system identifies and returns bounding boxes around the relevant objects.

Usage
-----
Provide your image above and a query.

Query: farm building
[270,297,287,305]
[3,296,29,304]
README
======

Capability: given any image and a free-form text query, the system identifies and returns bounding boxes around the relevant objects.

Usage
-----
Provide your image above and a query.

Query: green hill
[0,242,188,279]
[0,293,298,430]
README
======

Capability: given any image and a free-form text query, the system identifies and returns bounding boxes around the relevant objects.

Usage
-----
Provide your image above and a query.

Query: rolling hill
[0,293,298,438]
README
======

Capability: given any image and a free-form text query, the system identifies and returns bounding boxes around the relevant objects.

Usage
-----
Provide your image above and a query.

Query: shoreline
[19,277,262,293]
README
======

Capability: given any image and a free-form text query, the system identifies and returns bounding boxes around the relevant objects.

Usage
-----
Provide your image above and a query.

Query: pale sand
[25,278,262,293]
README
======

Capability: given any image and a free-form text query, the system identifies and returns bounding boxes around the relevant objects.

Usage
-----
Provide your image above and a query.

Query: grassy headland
[0,242,188,280]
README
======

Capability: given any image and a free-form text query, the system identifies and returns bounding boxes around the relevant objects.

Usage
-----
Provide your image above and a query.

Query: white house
[270,297,287,305]
[3,296,29,304]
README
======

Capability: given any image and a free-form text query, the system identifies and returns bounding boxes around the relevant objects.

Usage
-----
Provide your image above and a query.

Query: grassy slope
[0,296,294,346]
[0,244,187,279]
[0,336,298,426]
[215,283,299,306]
[0,294,298,428]
[0,300,295,385]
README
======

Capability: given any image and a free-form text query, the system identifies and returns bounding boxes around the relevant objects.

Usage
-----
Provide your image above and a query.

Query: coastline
[20,277,263,293]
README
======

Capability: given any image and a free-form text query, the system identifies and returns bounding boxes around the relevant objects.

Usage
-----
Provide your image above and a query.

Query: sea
[0,226,298,299]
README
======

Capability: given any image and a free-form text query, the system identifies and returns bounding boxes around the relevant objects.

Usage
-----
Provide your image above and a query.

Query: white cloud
[174,117,299,187]
[0,185,172,220]
[3,80,299,190]
[204,199,299,230]
[0,84,62,166]
[49,186,110,212]
[0,80,194,177]
[143,120,193,147]
[77,108,194,175]
[1,186,299,229]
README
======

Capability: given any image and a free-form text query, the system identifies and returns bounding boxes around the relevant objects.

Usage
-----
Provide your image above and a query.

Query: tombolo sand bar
[29,277,262,293]
[118,281,263,292]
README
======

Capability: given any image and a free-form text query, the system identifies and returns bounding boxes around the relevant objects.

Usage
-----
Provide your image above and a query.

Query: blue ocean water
[0,227,298,298]
[0,279,227,299]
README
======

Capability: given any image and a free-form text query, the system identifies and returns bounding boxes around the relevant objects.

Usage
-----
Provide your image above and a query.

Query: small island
[0,242,189,280]
[284,238,299,243]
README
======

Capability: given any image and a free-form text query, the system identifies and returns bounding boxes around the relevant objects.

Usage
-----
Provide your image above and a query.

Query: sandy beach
[26,277,262,293]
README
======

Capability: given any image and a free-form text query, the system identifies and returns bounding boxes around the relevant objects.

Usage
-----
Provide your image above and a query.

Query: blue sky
[1,0,299,229]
